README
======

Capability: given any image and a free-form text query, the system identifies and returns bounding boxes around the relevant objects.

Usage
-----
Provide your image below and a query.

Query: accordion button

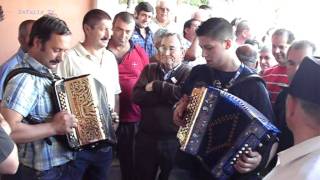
[238,151,243,154]
[259,143,263,147]
[244,144,249,147]
[230,161,234,165]
[242,147,245,151]
[233,158,237,161]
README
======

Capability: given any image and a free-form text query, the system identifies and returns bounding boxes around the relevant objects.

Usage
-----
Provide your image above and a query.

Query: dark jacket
[132,62,191,139]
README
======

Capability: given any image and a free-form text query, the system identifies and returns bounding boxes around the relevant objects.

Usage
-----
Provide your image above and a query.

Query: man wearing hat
[264,56,320,179]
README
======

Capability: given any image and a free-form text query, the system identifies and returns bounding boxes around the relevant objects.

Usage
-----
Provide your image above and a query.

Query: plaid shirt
[1,54,74,171]
[131,25,157,58]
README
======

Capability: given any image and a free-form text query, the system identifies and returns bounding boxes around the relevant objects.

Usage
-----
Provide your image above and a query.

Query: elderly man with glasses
[132,32,191,180]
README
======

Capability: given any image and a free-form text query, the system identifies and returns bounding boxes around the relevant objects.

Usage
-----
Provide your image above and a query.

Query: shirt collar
[23,53,52,74]
[73,43,92,58]
[277,136,320,166]
[135,24,151,34]
[73,43,106,61]
[161,62,182,80]
[17,48,25,60]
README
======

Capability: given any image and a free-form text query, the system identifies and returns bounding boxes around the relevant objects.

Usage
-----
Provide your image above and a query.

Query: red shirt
[262,65,288,104]
[118,45,149,122]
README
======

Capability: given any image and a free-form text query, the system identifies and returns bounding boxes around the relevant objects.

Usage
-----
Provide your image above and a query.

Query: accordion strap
[2,67,62,145]
[230,74,266,89]
[3,67,61,92]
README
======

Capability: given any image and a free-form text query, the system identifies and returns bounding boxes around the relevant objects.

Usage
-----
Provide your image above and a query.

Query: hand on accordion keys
[234,149,262,174]
[51,111,78,135]
[173,94,189,127]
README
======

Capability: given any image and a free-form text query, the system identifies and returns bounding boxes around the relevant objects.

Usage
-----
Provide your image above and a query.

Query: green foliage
[119,0,144,4]
[183,0,209,7]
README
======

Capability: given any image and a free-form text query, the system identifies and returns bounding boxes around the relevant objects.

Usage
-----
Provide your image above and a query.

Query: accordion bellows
[54,74,116,150]
[177,86,280,179]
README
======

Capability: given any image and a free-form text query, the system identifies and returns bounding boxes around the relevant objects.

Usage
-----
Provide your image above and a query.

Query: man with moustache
[0,19,35,102]
[262,29,295,105]
[107,11,149,180]
[1,15,77,179]
[131,2,157,58]
[56,9,120,180]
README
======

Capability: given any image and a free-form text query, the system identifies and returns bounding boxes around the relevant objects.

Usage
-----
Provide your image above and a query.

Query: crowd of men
[0,0,319,179]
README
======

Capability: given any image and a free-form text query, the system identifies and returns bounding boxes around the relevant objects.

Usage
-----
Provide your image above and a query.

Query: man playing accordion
[170,18,275,180]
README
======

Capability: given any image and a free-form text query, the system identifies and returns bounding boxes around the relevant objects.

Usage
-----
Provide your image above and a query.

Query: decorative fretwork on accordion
[177,86,280,179]
[54,74,116,150]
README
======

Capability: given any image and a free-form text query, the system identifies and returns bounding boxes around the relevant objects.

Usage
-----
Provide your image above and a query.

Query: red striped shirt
[262,65,288,104]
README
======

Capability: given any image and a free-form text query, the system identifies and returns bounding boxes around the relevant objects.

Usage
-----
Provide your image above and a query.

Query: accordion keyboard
[177,87,208,151]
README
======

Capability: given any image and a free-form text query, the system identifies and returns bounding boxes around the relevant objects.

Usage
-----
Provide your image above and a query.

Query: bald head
[18,19,35,52]
[286,40,316,82]
[236,44,258,69]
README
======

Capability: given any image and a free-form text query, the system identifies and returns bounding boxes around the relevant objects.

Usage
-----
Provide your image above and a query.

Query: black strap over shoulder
[230,74,266,89]
[3,67,59,94]
[2,67,62,146]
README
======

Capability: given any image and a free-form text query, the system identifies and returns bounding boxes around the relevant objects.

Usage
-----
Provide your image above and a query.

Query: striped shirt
[262,65,289,105]
[0,48,25,100]
[131,25,156,58]
[1,54,74,171]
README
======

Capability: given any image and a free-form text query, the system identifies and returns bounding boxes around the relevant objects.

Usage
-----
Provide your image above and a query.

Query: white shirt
[264,136,320,180]
[57,43,121,109]
[149,18,178,34]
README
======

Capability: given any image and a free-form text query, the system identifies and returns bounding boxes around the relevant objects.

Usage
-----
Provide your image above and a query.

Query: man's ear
[286,94,297,122]
[33,37,42,49]
[134,11,138,19]
[83,24,91,34]
[224,39,232,49]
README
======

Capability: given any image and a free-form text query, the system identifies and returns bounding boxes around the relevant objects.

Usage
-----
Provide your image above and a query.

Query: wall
[0,0,95,65]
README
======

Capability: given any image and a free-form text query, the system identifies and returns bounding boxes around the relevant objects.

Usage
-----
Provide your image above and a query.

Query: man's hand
[50,111,77,135]
[111,111,119,131]
[173,95,189,127]
[234,150,262,174]
[145,81,154,92]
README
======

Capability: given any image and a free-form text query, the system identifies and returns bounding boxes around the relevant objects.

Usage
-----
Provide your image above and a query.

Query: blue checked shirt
[0,48,25,100]
[1,54,74,171]
[131,25,157,58]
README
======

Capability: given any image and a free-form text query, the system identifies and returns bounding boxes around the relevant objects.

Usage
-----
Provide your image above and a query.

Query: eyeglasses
[158,46,181,53]
[259,55,270,60]
[158,7,170,12]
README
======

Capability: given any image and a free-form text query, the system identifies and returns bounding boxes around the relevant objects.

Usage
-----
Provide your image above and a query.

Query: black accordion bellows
[177,86,280,179]
[54,74,117,150]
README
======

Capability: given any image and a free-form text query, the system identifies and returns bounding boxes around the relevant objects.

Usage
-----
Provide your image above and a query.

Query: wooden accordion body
[54,74,116,150]
[177,86,280,179]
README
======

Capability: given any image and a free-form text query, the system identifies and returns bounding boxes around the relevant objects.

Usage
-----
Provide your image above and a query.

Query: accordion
[177,86,280,179]
[54,74,117,150]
